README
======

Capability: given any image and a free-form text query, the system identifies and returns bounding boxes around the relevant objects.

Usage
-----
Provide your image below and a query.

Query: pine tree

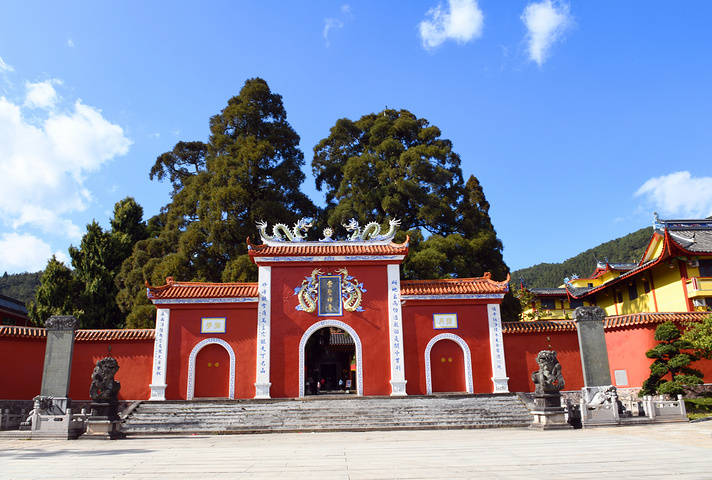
[116,78,316,327]
[313,109,519,319]
[28,256,82,325]
[641,321,703,396]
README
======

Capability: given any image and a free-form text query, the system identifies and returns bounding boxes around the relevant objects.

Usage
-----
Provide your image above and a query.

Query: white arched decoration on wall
[187,338,236,400]
[424,333,474,395]
[299,320,363,397]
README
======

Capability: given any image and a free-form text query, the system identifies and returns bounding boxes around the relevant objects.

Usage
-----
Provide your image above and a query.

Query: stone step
[122,394,531,434]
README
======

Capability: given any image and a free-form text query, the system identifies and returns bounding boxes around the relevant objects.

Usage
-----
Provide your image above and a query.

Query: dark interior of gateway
[304,327,356,395]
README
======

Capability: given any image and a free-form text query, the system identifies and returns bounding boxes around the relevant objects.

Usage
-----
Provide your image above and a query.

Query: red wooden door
[430,339,466,393]
[194,343,229,398]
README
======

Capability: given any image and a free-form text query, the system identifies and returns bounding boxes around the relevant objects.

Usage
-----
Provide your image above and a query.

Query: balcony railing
[686,277,712,299]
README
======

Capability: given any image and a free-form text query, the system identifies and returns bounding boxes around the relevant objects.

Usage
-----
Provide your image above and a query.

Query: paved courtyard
[1,422,711,479]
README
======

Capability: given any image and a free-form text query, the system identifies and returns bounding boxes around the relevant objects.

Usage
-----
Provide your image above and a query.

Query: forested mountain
[512,227,653,289]
[0,271,42,305]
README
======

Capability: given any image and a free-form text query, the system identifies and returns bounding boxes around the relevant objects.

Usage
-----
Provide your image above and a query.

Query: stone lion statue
[531,350,565,394]
[89,357,121,403]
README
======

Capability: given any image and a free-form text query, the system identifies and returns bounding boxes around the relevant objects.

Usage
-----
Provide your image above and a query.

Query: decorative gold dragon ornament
[294,268,366,313]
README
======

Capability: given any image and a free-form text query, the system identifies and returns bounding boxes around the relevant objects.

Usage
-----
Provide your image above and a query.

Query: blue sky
[1,1,711,277]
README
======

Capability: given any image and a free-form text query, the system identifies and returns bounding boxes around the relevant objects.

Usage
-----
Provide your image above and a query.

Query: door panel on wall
[195,343,230,398]
[430,339,466,393]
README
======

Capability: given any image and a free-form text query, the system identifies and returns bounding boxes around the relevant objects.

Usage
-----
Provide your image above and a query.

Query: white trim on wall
[487,303,509,393]
[186,338,236,400]
[424,333,474,395]
[298,320,363,397]
[149,308,170,400]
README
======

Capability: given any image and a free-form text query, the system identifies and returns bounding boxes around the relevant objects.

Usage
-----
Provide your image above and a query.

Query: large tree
[28,256,83,325]
[29,197,147,328]
[313,109,519,320]
[117,78,316,327]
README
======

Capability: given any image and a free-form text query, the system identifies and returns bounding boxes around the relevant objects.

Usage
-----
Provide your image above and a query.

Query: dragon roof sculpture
[256,217,401,246]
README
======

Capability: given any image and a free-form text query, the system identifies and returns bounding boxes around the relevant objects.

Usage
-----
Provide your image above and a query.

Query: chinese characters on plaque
[318,275,342,316]
[433,313,458,329]
[201,317,226,334]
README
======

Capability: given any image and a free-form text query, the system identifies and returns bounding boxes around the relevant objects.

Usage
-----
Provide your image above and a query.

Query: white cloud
[0,56,13,73]
[521,0,572,66]
[323,18,344,47]
[0,233,65,272]
[635,171,712,218]
[341,4,352,16]
[67,38,75,48]
[25,79,61,109]
[0,94,131,240]
[419,0,484,50]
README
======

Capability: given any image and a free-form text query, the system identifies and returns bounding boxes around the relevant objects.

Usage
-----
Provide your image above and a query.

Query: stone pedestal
[84,402,125,439]
[530,393,573,430]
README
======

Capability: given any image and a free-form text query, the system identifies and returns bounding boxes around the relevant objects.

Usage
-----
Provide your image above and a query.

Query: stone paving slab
[0,422,711,479]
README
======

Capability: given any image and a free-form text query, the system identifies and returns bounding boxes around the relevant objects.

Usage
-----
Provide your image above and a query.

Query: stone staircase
[122,394,531,435]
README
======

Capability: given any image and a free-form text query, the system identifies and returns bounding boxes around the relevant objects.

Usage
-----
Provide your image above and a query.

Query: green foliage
[511,285,553,322]
[513,227,653,288]
[685,397,712,420]
[640,321,704,396]
[0,271,42,305]
[28,197,147,329]
[312,109,519,320]
[28,256,83,325]
[117,78,316,328]
[681,314,712,359]
[313,109,462,233]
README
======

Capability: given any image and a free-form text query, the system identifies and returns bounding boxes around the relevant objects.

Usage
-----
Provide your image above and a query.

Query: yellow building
[523,215,712,320]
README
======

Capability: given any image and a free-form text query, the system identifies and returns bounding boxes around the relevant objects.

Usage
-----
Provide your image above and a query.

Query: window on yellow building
[616,291,623,303]
[643,279,650,293]
[570,298,583,309]
[628,281,638,301]
[700,260,712,277]
[540,298,556,310]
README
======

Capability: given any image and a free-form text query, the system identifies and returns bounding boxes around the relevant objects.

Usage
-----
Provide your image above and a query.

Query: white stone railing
[641,394,687,420]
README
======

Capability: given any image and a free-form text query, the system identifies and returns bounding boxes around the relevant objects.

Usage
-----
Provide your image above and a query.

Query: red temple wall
[5,318,712,401]
[402,301,493,395]
[164,303,257,400]
[268,263,393,397]
[503,331,584,392]
[69,340,153,400]
[0,337,153,401]
[0,337,45,400]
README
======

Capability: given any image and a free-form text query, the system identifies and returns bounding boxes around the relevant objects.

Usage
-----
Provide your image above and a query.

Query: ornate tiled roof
[247,238,409,259]
[566,258,659,299]
[604,312,710,329]
[0,326,155,340]
[502,320,576,333]
[400,274,510,296]
[0,294,28,316]
[147,278,258,301]
[655,216,712,254]
[529,288,567,296]
[502,311,710,334]
[668,230,712,254]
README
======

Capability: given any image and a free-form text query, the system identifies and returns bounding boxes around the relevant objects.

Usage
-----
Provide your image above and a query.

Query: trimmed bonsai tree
[640,321,704,396]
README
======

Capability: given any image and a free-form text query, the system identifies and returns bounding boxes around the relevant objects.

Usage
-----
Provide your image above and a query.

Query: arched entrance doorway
[425,333,474,395]
[187,338,236,400]
[299,320,363,397]
[429,339,465,393]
